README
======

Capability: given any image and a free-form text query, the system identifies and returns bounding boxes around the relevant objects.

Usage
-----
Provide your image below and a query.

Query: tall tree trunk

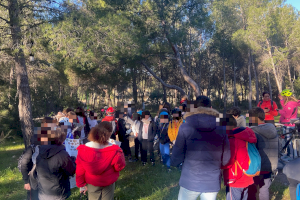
[248,50,252,109]
[8,65,15,106]
[287,59,294,92]
[233,60,237,106]
[9,0,34,148]
[266,39,282,92]
[223,53,227,115]
[132,67,138,104]
[251,53,259,105]
[267,70,273,99]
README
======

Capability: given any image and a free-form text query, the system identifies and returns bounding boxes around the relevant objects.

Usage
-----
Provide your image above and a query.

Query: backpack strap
[259,100,263,107]
[271,100,273,110]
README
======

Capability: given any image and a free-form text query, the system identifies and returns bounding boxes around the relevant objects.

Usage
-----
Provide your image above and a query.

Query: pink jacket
[279,100,300,126]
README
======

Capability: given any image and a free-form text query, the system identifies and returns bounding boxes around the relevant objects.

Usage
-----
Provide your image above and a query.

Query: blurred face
[160,115,169,123]
[67,114,77,123]
[263,94,270,101]
[145,115,150,120]
[119,113,124,119]
[90,113,97,120]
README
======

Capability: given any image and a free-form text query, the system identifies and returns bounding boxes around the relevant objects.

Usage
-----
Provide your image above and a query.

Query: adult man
[171,96,231,200]
[248,107,278,200]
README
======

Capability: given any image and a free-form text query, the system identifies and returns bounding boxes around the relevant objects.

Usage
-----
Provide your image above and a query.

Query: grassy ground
[0,138,290,200]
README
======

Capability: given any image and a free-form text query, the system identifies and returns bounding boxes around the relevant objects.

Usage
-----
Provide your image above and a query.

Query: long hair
[283,96,298,106]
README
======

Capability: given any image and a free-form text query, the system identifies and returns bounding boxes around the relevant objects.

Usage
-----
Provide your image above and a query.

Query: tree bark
[132,67,138,104]
[142,61,186,96]
[267,70,273,99]
[223,53,227,115]
[251,52,259,105]
[248,50,252,109]
[287,59,294,92]
[233,59,237,106]
[8,0,34,148]
[266,39,282,92]
[8,64,15,106]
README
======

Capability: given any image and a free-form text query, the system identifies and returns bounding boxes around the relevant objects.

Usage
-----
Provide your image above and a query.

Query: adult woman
[131,112,143,161]
[75,107,90,140]
[36,127,76,200]
[278,89,300,160]
[257,91,278,124]
[140,111,156,166]
[168,109,183,145]
[76,122,126,200]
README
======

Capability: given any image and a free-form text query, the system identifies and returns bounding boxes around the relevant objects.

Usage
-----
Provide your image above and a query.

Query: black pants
[226,186,248,200]
[120,138,131,157]
[141,140,154,163]
[27,189,39,200]
[288,178,299,200]
[134,138,141,160]
[248,173,272,200]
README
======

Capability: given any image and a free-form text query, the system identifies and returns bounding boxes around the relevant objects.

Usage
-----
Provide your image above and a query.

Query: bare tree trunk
[248,50,252,109]
[266,39,282,92]
[223,53,227,115]
[233,60,237,106]
[8,0,34,148]
[142,61,186,96]
[287,59,294,92]
[251,53,259,105]
[8,65,15,106]
[132,67,138,104]
[267,70,273,99]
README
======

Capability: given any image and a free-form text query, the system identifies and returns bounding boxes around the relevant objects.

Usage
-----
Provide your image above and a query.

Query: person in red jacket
[102,107,118,140]
[257,91,278,124]
[221,115,257,200]
[76,121,126,200]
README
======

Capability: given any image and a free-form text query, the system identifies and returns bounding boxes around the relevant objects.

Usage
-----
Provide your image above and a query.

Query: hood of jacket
[39,145,65,159]
[141,117,151,124]
[102,115,115,122]
[183,107,219,132]
[77,144,120,174]
[250,123,277,139]
[230,127,257,143]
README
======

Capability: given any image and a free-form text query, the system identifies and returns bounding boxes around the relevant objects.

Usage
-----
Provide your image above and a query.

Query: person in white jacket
[87,111,98,129]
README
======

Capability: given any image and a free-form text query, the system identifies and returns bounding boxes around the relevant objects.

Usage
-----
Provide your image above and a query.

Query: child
[227,106,246,127]
[158,111,171,171]
[221,114,257,200]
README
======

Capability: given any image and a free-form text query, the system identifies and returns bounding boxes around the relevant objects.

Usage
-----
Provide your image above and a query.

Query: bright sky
[285,0,300,11]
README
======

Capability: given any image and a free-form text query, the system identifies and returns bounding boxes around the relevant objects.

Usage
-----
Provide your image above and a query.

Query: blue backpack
[297,183,300,200]
[237,142,261,177]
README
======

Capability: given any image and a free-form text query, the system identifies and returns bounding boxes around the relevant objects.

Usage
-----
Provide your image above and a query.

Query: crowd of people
[18,89,300,200]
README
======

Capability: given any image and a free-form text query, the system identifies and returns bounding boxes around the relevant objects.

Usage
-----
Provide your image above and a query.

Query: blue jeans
[178,186,218,200]
[160,143,170,168]
[283,126,295,157]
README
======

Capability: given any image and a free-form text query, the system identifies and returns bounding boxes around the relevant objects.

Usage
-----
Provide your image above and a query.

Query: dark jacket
[250,123,278,172]
[158,123,170,144]
[36,145,76,199]
[20,146,35,184]
[283,157,300,181]
[117,118,127,142]
[171,107,231,193]
[138,118,156,142]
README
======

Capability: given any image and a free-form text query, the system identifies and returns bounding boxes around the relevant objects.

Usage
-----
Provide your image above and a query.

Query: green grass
[0,138,290,200]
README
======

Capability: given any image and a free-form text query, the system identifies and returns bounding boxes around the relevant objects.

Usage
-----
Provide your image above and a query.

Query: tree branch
[0,2,8,9]
[162,20,201,97]
[0,16,9,23]
[141,61,186,96]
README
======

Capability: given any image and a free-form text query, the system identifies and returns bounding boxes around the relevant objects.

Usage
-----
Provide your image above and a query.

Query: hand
[264,108,270,113]
[80,186,88,194]
[278,94,283,100]
[24,183,31,191]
